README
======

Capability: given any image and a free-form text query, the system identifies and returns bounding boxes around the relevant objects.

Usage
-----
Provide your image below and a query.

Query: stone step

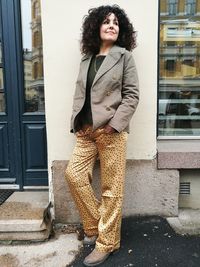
[0,191,52,241]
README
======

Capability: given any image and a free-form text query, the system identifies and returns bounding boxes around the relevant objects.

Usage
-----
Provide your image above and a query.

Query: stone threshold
[0,191,52,241]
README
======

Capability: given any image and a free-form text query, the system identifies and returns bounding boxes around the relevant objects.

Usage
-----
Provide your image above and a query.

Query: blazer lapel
[81,55,92,89]
[92,45,125,87]
[80,46,125,89]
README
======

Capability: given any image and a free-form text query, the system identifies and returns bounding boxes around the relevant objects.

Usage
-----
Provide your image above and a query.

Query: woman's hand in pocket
[76,129,85,137]
[103,124,117,134]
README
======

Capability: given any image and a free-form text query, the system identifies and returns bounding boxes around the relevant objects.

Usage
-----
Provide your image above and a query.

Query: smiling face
[100,13,119,46]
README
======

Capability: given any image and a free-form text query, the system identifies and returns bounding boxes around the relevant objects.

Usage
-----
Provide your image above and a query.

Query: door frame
[0,0,48,190]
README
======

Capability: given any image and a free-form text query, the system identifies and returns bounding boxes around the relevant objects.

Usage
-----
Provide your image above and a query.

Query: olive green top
[75,55,106,131]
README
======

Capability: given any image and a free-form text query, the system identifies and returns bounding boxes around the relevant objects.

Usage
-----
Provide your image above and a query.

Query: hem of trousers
[95,242,120,253]
[84,229,99,237]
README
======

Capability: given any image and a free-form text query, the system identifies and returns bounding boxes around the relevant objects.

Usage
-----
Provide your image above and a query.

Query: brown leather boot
[83,235,98,245]
[83,248,110,266]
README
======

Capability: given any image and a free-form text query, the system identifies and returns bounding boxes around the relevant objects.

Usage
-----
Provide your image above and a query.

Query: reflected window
[185,0,196,15]
[33,31,39,47]
[168,0,178,15]
[159,0,200,136]
[165,59,176,71]
[183,59,194,67]
[33,62,38,79]
[21,0,44,113]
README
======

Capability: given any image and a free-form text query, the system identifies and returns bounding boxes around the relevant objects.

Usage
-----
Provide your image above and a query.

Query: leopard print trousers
[65,126,128,253]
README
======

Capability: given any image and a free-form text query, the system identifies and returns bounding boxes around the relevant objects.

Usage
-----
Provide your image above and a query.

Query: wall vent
[179,182,191,195]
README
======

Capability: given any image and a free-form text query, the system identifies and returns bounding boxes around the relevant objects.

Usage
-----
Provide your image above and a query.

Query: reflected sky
[21,0,31,50]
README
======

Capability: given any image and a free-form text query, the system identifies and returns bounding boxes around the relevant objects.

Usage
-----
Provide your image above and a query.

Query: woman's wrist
[104,124,117,134]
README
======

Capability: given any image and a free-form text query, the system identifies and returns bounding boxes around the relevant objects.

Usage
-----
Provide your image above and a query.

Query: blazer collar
[81,45,126,88]
[81,45,125,61]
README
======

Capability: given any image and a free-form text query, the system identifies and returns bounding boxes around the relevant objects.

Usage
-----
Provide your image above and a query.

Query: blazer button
[106,91,111,96]
[106,107,111,111]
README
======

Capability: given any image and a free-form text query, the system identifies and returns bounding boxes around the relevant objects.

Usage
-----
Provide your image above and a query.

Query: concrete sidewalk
[70,216,200,267]
[0,215,200,267]
[0,228,81,267]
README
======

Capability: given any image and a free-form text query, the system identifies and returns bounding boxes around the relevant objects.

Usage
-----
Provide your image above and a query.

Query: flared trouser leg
[95,131,128,252]
[65,134,100,236]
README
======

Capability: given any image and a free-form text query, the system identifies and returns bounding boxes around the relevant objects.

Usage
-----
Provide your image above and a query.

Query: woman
[65,5,139,266]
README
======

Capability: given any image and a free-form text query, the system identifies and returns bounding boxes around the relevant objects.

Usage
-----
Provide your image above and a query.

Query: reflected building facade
[24,0,44,112]
[159,0,200,136]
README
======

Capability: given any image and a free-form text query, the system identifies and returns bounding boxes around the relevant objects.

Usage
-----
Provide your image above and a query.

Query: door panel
[23,122,47,186]
[25,124,47,168]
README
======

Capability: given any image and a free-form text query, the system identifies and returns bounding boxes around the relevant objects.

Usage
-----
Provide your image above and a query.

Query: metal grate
[0,190,14,205]
[179,182,191,195]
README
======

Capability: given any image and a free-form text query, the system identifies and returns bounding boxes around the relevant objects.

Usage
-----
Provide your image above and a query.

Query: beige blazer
[70,45,139,133]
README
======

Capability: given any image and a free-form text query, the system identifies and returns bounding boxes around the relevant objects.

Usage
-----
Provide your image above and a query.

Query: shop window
[158,0,200,137]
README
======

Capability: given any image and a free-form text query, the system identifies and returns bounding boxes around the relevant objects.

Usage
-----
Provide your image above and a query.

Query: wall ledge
[157,140,200,169]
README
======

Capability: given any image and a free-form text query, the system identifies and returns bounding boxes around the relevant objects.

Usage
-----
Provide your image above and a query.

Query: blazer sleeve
[108,51,139,132]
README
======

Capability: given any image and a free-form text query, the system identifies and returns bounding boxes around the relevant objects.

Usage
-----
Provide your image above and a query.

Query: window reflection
[21,0,44,113]
[185,0,196,15]
[159,0,200,136]
[168,0,178,15]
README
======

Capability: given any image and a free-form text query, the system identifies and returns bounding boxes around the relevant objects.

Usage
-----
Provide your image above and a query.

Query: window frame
[157,0,200,140]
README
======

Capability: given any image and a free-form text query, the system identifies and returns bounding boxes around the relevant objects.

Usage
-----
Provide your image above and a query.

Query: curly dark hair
[81,5,137,55]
